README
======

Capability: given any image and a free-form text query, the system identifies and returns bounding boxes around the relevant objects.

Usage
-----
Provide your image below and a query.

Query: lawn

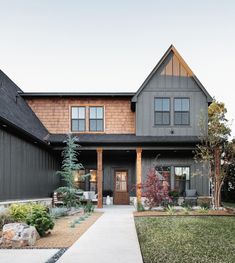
[135,216,235,263]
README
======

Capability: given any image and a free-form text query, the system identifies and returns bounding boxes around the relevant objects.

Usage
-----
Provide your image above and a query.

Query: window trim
[174,97,190,126]
[89,106,104,132]
[71,106,86,132]
[174,166,191,194]
[154,97,171,126]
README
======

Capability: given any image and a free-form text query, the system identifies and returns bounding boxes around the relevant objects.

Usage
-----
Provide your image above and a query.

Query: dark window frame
[174,97,190,125]
[89,106,104,132]
[154,97,171,126]
[71,106,86,132]
[174,166,190,195]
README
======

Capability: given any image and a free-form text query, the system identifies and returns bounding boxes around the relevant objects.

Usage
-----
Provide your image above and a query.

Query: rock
[1,223,39,248]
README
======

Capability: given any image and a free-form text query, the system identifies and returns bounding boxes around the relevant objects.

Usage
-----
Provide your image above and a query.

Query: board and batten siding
[136,51,208,136]
[141,151,209,196]
[0,128,60,201]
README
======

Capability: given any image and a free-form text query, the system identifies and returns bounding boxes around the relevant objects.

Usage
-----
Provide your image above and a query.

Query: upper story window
[174,98,190,125]
[71,106,86,132]
[89,106,104,132]
[154,98,170,125]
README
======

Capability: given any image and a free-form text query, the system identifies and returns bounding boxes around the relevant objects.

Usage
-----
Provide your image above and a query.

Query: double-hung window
[154,98,170,125]
[71,106,86,132]
[89,106,104,132]
[174,98,190,125]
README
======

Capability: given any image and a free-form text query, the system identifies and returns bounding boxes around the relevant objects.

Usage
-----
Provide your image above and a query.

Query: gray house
[0,45,212,207]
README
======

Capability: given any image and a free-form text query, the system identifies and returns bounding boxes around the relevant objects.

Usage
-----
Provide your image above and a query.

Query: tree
[195,100,232,209]
[56,134,85,207]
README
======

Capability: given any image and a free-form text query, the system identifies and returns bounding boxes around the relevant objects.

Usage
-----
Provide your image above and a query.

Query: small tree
[56,134,85,207]
[195,100,232,209]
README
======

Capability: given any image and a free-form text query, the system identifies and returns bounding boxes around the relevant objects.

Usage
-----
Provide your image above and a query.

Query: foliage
[56,134,88,208]
[50,207,68,219]
[168,190,179,198]
[198,207,209,214]
[0,210,14,230]
[166,205,176,215]
[9,203,32,222]
[199,201,211,209]
[222,162,235,202]
[195,100,232,209]
[83,200,94,213]
[137,201,145,212]
[135,216,235,263]
[26,204,54,237]
[139,168,171,210]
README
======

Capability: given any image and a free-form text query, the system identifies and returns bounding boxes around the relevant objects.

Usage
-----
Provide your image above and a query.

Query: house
[0,45,212,207]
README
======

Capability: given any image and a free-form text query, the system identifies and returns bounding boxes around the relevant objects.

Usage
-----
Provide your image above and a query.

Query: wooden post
[136,148,142,203]
[97,148,103,208]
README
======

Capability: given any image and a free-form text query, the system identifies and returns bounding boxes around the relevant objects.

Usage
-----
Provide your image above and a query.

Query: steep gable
[132,45,212,102]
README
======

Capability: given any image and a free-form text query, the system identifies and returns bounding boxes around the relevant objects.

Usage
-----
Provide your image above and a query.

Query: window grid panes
[154,98,170,125]
[71,107,86,132]
[89,106,104,132]
[174,98,190,125]
[174,167,190,195]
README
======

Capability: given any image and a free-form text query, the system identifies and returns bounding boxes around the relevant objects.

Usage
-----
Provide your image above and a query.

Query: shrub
[56,187,79,208]
[199,201,211,209]
[166,205,176,215]
[198,207,209,214]
[83,200,94,213]
[137,201,145,212]
[26,204,54,237]
[0,210,14,230]
[9,203,31,222]
[50,207,68,219]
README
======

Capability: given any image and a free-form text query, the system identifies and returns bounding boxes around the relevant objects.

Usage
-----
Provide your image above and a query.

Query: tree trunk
[214,146,221,209]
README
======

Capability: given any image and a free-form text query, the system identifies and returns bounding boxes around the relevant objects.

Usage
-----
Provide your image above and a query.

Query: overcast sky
[0,0,234,137]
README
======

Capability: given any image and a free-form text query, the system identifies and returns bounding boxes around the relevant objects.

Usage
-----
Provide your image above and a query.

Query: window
[71,107,86,131]
[155,166,171,182]
[154,98,170,125]
[174,167,190,195]
[174,98,190,125]
[89,106,104,131]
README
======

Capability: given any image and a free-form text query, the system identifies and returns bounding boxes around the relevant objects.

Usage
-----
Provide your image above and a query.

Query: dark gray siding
[0,128,60,201]
[79,150,136,196]
[136,51,208,136]
[141,151,209,196]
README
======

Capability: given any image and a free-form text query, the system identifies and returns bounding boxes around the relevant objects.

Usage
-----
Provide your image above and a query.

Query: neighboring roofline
[21,92,135,97]
[132,44,213,103]
[0,116,49,147]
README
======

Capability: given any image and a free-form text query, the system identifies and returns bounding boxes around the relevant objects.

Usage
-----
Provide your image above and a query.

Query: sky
[0,0,235,137]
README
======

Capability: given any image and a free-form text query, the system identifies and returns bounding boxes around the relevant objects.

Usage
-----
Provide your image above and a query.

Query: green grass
[135,216,235,263]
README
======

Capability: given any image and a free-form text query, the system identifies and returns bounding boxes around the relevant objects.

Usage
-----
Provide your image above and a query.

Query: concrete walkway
[0,249,59,263]
[57,205,143,263]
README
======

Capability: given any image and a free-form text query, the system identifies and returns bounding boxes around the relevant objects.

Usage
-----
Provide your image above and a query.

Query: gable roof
[132,45,213,103]
[0,70,49,143]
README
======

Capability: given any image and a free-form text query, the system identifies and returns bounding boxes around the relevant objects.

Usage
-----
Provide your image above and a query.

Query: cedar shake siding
[25,97,135,134]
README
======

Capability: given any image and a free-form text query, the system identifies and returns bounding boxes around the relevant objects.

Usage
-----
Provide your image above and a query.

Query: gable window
[71,106,86,132]
[174,98,190,125]
[154,98,170,125]
[89,106,104,132]
[174,167,190,195]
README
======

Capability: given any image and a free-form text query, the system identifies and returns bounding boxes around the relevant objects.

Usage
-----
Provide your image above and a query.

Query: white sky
[0,0,234,137]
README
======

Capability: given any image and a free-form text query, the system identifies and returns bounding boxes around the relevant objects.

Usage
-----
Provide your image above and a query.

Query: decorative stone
[1,223,39,248]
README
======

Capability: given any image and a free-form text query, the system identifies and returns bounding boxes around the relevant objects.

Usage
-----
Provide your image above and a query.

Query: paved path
[0,249,59,263]
[57,205,143,263]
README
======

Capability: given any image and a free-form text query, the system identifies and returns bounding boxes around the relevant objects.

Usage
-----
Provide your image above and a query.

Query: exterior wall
[0,128,60,201]
[79,150,136,197]
[26,97,135,134]
[141,151,209,196]
[136,51,208,136]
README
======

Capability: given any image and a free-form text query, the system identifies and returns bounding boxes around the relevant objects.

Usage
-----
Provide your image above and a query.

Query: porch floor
[57,205,143,263]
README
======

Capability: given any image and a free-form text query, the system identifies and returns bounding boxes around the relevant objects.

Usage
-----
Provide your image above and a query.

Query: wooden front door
[114,170,129,205]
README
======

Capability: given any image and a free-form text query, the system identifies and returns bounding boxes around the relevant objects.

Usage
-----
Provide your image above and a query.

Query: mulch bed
[134,209,235,217]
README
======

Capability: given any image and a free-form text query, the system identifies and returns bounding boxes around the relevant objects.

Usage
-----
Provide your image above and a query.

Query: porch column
[97,148,103,208]
[136,147,142,203]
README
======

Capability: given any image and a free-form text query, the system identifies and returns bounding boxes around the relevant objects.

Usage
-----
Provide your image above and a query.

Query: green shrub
[9,203,31,222]
[198,207,209,214]
[0,210,14,230]
[83,200,94,213]
[137,201,145,212]
[26,204,54,237]
[50,207,68,219]
[166,205,176,215]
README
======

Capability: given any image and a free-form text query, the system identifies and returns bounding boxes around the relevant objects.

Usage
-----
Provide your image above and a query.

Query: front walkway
[57,205,143,263]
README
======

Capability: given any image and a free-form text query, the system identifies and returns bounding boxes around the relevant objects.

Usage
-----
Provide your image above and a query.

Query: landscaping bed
[135,216,235,263]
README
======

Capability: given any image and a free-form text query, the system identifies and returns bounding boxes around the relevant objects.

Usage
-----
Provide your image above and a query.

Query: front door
[114,170,129,205]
